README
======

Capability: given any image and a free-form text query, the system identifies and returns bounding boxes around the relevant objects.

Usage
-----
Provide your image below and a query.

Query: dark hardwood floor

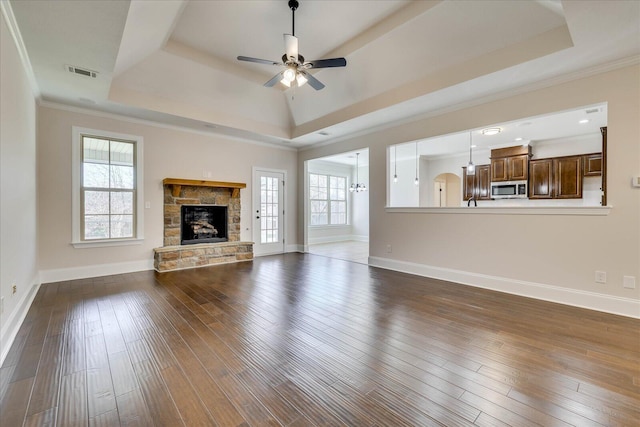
[1,253,638,426]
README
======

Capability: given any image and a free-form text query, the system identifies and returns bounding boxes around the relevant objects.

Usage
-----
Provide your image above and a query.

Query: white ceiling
[6,0,640,149]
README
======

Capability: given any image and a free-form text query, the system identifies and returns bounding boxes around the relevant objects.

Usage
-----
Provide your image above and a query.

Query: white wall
[37,105,298,281]
[1,11,39,361]
[351,164,369,241]
[298,64,640,317]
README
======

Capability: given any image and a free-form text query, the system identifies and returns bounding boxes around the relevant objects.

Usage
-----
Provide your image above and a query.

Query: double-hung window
[72,127,144,247]
[309,173,347,225]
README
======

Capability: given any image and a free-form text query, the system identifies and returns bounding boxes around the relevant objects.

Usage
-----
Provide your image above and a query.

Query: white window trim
[71,126,144,248]
[309,173,348,226]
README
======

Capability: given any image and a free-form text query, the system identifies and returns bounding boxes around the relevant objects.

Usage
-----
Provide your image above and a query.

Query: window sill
[385,206,612,216]
[71,238,144,249]
[309,224,350,228]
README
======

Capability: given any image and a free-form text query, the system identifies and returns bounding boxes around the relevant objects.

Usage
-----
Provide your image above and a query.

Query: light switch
[145,201,151,209]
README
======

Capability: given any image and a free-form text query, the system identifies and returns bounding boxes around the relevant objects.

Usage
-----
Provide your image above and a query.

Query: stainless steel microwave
[490,180,528,199]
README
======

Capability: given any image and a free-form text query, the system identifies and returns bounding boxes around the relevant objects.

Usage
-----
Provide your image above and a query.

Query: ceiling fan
[237,0,347,90]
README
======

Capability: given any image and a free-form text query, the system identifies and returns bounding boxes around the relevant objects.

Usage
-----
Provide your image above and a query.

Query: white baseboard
[308,234,353,245]
[369,256,640,319]
[40,259,154,284]
[1,281,40,366]
[308,235,370,245]
[286,244,304,253]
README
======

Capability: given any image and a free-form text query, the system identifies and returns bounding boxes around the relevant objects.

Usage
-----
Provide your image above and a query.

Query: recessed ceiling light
[518,122,532,127]
[318,131,330,136]
[481,127,501,136]
[579,119,589,124]
[515,137,523,141]
[471,145,477,148]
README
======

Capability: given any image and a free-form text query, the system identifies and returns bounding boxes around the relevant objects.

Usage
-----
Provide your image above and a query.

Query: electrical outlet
[623,276,636,289]
[595,271,607,284]
[386,244,392,253]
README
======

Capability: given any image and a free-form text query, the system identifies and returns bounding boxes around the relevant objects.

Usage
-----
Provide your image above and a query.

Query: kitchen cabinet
[583,153,602,176]
[490,146,531,182]
[529,159,553,198]
[463,164,490,201]
[529,155,582,199]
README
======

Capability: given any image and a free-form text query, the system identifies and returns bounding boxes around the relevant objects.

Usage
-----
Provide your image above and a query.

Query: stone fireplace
[153,178,253,272]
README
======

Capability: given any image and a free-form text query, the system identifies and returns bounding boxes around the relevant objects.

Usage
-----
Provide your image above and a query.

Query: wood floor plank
[26,333,64,416]
[132,358,184,426]
[115,388,154,426]
[0,377,34,427]
[57,371,88,427]
[1,254,638,426]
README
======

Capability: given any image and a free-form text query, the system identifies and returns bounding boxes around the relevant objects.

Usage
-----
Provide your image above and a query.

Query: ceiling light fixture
[481,127,502,136]
[579,119,589,124]
[467,131,475,176]
[414,142,419,186]
[515,137,523,141]
[349,153,367,193]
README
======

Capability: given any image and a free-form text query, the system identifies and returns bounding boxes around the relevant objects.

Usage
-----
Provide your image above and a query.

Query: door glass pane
[260,176,279,243]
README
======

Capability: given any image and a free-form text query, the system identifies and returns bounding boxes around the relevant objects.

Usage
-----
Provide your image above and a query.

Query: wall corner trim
[368,256,640,319]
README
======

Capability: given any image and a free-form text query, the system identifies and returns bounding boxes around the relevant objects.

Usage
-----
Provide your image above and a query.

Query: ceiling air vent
[585,108,600,114]
[66,65,98,78]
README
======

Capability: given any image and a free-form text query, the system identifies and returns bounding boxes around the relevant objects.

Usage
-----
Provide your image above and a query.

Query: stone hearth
[153,179,253,272]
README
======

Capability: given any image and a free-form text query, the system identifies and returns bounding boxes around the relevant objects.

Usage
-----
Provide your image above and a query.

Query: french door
[253,169,285,256]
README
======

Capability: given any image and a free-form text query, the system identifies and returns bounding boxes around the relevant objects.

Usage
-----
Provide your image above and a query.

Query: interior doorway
[305,149,369,264]
[433,173,461,207]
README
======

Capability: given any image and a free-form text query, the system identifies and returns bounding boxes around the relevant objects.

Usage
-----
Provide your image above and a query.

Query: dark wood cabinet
[555,156,582,198]
[509,155,529,180]
[529,155,582,199]
[491,158,508,182]
[463,164,491,201]
[476,165,491,200]
[583,153,602,176]
[529,159,553,198]
[490,146,531,182]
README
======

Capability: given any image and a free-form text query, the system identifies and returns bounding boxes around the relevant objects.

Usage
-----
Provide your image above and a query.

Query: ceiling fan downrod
[289,0,298,36]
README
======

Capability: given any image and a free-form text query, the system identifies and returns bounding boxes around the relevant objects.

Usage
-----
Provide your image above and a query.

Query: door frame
[252,167,287,256]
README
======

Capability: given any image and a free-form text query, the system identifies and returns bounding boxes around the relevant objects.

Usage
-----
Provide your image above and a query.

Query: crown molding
[37,100,297,152]
[0,0,41,100]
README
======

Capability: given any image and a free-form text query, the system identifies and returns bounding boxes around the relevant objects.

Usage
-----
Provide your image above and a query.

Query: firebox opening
[181,205,228,245]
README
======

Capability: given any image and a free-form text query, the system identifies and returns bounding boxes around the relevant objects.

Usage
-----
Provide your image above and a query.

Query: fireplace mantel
[163,178,246,198]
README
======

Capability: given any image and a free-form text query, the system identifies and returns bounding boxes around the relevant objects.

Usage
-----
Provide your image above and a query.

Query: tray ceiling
[6,0,640,148]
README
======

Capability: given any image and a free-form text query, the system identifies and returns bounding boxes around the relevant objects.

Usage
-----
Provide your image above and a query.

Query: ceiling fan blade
[264,71,284,88]
[284,34,299,61]
[300,71,325,90]
[306,58,347,69]
[238,56,282,66]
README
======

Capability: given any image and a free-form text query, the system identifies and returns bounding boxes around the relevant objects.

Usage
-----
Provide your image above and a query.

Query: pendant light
[414,141,419,186]
[393,146,398,183]
[467,131,475,176]
[349,152,367,193]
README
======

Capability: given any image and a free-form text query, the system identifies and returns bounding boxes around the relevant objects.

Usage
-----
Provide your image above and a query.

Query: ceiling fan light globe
[283,68,296,83]
[296,73,308,87]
